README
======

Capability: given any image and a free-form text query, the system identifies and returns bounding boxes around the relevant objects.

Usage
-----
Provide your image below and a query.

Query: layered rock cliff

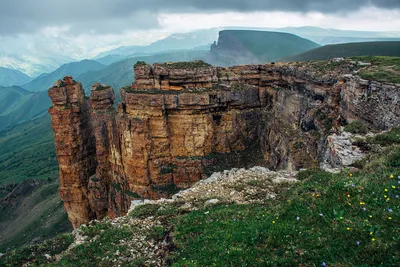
[48,60,400,228]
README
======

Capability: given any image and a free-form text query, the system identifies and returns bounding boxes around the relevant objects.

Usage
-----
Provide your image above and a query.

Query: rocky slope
[48,59,400,228]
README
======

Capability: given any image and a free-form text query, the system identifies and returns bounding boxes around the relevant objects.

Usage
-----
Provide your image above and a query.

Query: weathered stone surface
[48,62,400,228]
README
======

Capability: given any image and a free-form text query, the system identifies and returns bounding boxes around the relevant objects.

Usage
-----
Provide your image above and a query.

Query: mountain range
[0,67,32,87]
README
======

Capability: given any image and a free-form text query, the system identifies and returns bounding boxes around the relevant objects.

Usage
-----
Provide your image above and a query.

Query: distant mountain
[282,41,400,62]
[78,50,209,100]
[94,29,219,65]
[0,67,32,87]
[0,53,75,78]
[22,60,105,92]
[0,86,50,131]
[270,26,400,45]
[209,30,320,66]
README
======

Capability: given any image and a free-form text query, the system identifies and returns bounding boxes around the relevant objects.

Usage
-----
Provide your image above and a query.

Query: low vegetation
[344,120,369,135]
[160,60,212,69]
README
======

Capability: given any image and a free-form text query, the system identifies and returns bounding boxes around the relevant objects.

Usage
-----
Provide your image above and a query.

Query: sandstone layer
[48,61,400,228]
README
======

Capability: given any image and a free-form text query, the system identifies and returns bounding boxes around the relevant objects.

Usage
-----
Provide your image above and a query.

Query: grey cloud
[0,0,399,35]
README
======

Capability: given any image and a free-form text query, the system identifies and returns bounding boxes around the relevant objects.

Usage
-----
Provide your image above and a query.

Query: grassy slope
[2,128,399,266]
[283,41,400,62]
[0,180,72,252]
[0,86,50,131]
[0,116,58,185]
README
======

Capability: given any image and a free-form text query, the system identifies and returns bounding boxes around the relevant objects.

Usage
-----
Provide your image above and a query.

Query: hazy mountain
[0,67,32,87]
[282,41,400,62]
[22,60,106,92]
[0,53,75,78]
[94,29,219,65]
[0,86,50,131]
[209,30,320,66]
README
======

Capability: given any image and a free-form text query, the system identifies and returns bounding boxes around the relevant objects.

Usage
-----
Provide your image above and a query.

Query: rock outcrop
[48,61,400,228]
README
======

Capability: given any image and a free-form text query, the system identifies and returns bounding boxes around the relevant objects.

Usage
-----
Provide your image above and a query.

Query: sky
[1,0,400,60]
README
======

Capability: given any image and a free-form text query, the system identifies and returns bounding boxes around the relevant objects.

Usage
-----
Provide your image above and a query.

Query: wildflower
[390,174,394,179]
[396,195,399,199]
[322,262,327,267]
[319,213,324,217]
[346,227,351,231]
[347,194,351,198]
[388,217,392,220]
[369,215,373,218]
[385,189,389,192]
[384,195,387,198]
[339,216,343,220]
[370,232,373,235]
[398,180,400,184]
[351,184,355,187]
[360,201,365,205]
[356,241,360,245]
[350,173,353,177]
[387,198,390,201]
[296,216,300,221]
[372,192,375,195]
[272,221,276,224]
[363,207,367,211]
[392,186,396,189]
[372,238,376,241]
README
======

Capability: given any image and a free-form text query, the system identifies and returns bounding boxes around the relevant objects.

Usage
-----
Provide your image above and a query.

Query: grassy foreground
[1,128,399,266]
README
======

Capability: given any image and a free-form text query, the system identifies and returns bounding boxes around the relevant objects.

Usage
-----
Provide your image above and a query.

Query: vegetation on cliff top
[158,60,212,69]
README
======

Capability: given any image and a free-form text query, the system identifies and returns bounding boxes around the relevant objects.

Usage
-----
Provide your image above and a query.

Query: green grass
[0,116,58,185]
[357,56,400,84]
[172,152,400,265]
[56,222,137,266]
[0,233,74,267]
[344,120,369,134]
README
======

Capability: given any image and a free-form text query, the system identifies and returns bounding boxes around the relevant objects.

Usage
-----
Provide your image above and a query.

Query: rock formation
[48,61,400,228]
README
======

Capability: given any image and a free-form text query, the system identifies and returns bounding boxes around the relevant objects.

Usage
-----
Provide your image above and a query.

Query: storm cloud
[1,0,400,35]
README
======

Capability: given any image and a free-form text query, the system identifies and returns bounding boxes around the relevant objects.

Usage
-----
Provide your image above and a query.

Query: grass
[344,120,369,135]
[159,60,211,69]
[357,56,400,84]
[57,223,137,266]
[172,164,400,266]
[0,233,74,266]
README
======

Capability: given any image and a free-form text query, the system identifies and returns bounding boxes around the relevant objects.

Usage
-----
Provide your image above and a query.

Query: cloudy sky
[1,0,400,59]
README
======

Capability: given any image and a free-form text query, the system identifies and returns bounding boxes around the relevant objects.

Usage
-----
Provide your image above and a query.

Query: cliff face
[48,61,400,228]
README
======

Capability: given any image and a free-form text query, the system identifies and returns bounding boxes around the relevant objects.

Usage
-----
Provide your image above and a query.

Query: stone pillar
[48,76,97,228]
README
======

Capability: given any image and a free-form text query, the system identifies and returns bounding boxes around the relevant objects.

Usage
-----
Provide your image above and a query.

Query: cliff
[48,60,400,228]
[209,30,320,66]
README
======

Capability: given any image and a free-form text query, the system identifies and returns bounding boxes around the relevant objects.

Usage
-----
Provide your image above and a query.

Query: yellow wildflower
[350,173,353,177]
[347,194,351,198]
[272,221,276,224]
[372,238,376,241]
[392,186,396,189]
[388,217,392,220]
[390,174,394,179]
[360,202,365,205]
[385,189,389,192]
[340,217,343,220]
[369,215,373,218]
[370,232,373,235]
[346,227,351,231]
